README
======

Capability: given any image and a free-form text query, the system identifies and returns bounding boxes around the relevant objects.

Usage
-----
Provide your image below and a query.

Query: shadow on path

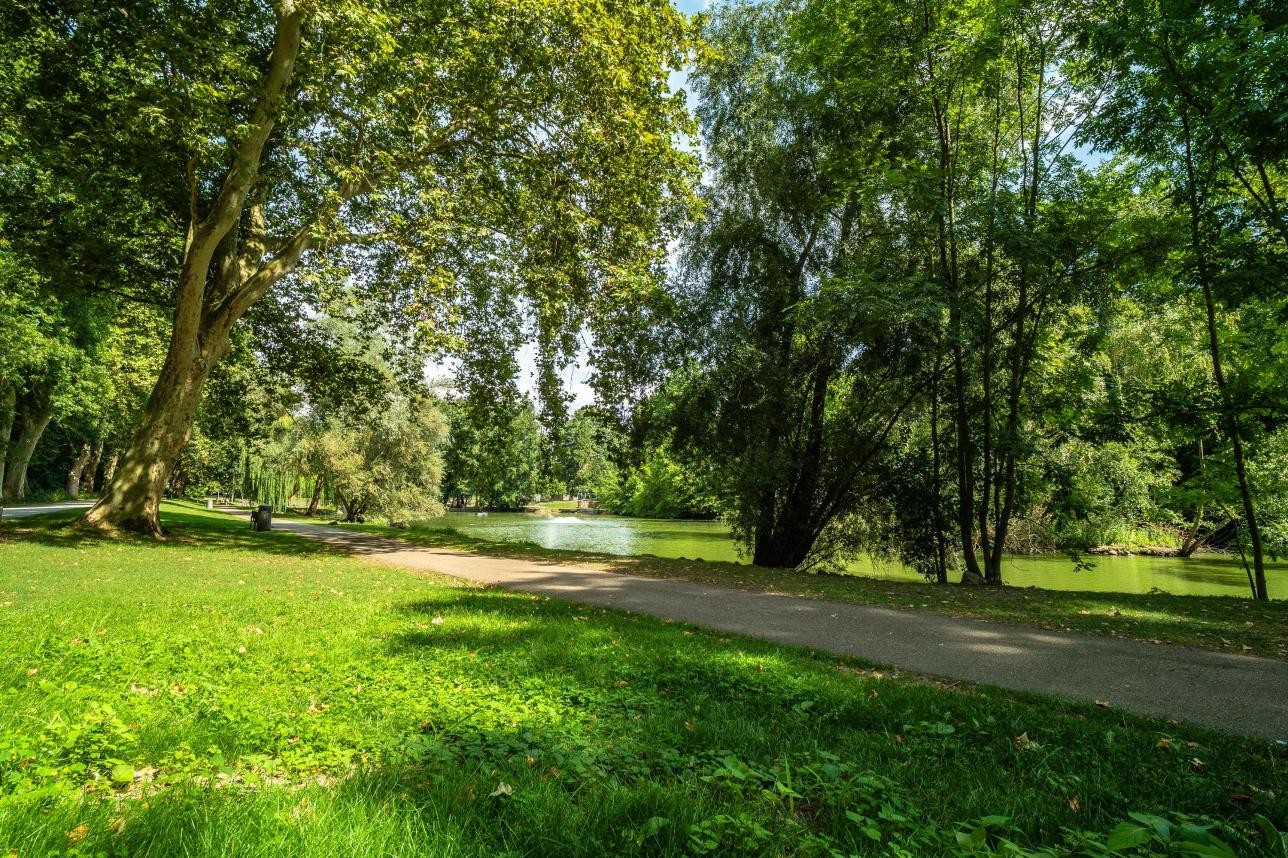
[259,514,1288,741]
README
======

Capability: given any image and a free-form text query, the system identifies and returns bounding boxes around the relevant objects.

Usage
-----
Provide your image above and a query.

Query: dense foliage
[635,0,1286,595]
[2,0,1284,599]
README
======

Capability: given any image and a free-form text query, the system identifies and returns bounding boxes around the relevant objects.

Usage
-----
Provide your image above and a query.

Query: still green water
[426,511,1283,599]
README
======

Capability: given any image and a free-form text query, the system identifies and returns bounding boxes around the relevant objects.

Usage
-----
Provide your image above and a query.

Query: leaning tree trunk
[305,473,325,516]
[3,384,56,500]
[80,4,304,536]
[66,441,92,497]
[82,331,226,535]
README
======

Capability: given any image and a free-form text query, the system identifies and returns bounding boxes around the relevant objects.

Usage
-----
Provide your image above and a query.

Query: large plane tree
[28,0,699,535]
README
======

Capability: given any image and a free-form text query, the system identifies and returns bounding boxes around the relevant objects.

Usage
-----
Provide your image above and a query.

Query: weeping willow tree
[238,395,447,522]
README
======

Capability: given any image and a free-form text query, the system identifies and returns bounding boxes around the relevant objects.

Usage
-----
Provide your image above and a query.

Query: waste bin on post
[253,504,272,532]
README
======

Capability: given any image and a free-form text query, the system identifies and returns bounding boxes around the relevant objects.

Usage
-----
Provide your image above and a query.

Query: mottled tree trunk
[80,5,303,536]
[3,383,56,500]
[82,333,225,535]
[930,348,948,584]
[84,440,104,493]
[66,441,93,497]
[932,95,985,585]
[1177,508,1206,558]
[1180,107,1267,600]
[101,448,120,486]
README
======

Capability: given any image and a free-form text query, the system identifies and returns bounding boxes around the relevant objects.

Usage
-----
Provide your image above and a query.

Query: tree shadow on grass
[334,520,1288,657]
[1,550,1280,857]
[0,505,338,560]
[38,749,710,857]
[368,588,1285,855]
[386,589,928,734]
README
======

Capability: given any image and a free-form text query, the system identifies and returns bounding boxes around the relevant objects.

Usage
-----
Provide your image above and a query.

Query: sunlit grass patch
[325,516,1288,659]
[0,503,1284,856]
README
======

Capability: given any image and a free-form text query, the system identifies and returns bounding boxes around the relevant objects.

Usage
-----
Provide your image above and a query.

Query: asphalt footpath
[257,514,1288,742]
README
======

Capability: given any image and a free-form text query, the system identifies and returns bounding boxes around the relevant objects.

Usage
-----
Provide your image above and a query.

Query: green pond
[426,511,1284,599]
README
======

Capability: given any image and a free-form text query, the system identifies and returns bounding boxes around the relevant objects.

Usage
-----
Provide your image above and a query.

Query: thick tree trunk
[3,383,56,500]
[82,334,223,535]
[0,383,15,501]
[752,534,815,568]
[66,441,92,497]
[752,358,832,569]
[79,5,303,537]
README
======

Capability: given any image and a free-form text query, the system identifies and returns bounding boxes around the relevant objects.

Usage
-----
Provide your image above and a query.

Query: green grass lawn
[317,518,1288,661]
[1,504,1285,857]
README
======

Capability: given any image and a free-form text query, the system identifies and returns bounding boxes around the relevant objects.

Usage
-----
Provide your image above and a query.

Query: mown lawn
[0,504,1284,856]
[327,518,1288,660]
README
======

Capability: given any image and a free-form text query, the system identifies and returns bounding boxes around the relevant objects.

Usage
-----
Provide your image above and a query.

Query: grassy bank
[317,518,1288,661]
[1,504,1283,856]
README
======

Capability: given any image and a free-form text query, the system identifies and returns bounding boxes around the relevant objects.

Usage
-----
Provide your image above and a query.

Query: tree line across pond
[1,0,1283,597]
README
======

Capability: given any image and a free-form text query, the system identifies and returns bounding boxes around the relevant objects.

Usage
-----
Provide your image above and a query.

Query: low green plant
[0,503,1283,856]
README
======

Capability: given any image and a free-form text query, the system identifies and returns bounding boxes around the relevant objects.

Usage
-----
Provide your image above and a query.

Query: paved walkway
[9,503,1286,740]
[1,501,93,520]
[256,516,1287,741]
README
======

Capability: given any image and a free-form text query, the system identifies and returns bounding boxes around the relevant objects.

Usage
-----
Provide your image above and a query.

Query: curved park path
[253,515,1288,742]
[7,503,1284,740]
